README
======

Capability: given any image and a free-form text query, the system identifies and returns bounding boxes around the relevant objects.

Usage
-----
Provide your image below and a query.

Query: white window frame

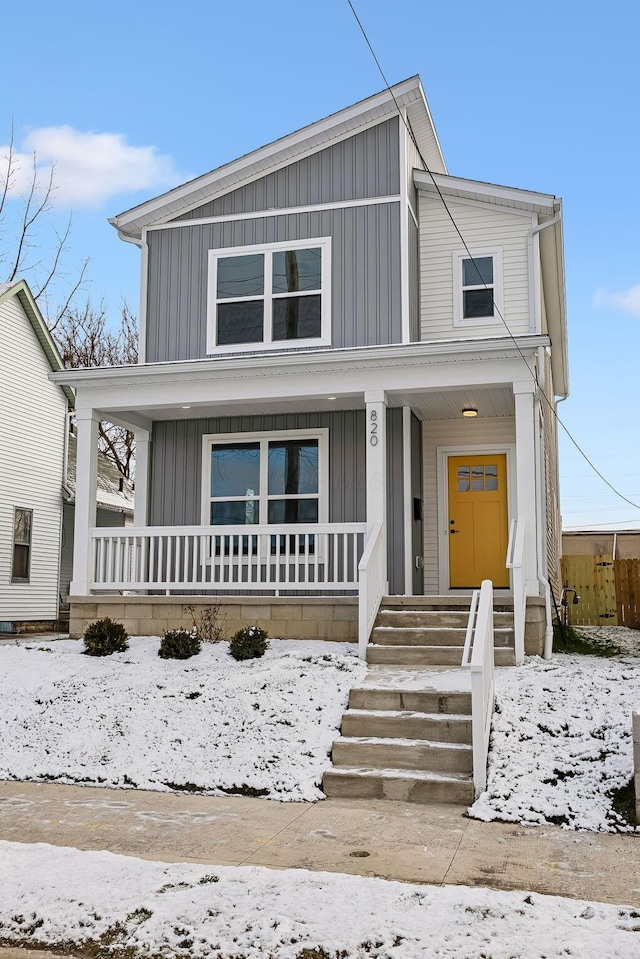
[206,237,332,355]
[452,248,504,327]
[200,428,329,527]
[11,506,33,584]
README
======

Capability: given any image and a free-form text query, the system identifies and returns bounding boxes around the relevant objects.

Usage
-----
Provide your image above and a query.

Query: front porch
[59,338,554,657]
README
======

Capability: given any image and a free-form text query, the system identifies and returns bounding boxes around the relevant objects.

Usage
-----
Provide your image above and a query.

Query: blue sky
[2,0,639,529]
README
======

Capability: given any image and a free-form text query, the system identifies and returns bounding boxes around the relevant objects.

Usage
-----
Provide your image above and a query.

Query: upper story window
[11,507,33,583]
[453,248,503,327]
[207,238,331,354]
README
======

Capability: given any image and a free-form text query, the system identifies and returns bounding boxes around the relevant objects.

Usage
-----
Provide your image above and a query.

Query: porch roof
[49,336,544,427]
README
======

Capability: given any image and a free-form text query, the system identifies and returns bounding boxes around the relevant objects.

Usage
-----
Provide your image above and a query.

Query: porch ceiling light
[462,406,478,418]
[181,405,191,409]
[327,395,337,400]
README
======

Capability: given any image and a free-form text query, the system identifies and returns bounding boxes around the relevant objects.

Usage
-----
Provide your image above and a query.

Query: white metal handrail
[357,520,385,660]
[461,588,480,668]
[470,579,496,797]
[506,518,526,665]
[90,523,366,593]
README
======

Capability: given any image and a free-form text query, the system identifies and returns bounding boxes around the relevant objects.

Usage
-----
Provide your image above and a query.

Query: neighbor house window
[202,430,328,527]
[11,508,33,583]
[207,238,331,353]
[453,249,503,326]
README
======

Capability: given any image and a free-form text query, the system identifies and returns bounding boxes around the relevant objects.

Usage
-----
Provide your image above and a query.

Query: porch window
[453,248,503,326]
[207,238,331,354]
[203,429,328,531]
[11,507,33,583]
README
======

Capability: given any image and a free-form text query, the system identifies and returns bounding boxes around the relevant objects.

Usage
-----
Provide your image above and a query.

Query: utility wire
[345,0,640,513]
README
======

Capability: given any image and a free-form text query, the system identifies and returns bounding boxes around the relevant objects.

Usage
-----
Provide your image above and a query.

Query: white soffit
[387,386,515,421]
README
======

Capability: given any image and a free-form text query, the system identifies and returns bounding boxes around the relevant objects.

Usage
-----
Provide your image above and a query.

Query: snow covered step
[341,708,472,744]
[332,736,473,774]
[370,626,514,647]
[348,686,472,715]
[381,595,514,612]
[322,766,474,805]
[376,609,514,629]
[366,645,516,667]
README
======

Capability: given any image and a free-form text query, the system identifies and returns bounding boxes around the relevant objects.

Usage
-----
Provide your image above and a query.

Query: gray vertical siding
[146,203,402,362]
[410,412,424,595]
[176,118,400,219]
[408,217,420,341]
[150,412,366,528]
[149,408,406,595]
[386,408,404,596]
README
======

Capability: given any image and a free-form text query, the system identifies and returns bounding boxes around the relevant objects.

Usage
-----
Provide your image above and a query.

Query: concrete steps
[323,596,509,805]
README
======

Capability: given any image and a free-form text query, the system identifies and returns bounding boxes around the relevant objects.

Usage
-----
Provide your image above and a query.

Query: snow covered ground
[0,637,365,801]
[471,648,640,832]
[1,841,638,959]
[574,625,640,658]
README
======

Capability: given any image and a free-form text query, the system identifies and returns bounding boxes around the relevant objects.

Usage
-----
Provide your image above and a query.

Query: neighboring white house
[0,281,72,624]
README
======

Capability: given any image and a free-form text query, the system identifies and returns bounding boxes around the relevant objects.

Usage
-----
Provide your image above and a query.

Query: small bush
[229,625,269,661]
[83,618,129,656]
[184,603,226,643]
[158,628,201,660]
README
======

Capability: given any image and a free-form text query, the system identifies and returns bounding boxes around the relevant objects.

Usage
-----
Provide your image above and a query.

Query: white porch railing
[357,520,386,659]
[90,523,366,593]
[506,518,526,665]
[463,579,495,797]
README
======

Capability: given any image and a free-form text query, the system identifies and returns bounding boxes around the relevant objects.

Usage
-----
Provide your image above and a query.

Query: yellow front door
[447,454,509,588]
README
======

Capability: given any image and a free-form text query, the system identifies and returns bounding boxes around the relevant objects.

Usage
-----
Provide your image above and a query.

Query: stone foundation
[69,595,358,643]
[524,597,547,656]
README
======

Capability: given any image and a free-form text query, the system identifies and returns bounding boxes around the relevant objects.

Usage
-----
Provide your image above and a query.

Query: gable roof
[110,75,446,240]
[0,280,74,405]
[65,432,135,514]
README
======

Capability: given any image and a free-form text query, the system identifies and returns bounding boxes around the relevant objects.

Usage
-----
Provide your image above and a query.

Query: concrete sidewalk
[1,781,639,908]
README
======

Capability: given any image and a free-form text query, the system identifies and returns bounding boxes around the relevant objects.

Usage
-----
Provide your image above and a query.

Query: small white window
[207,238,331,354]
[453,249,503,326]
[11,507,33,583]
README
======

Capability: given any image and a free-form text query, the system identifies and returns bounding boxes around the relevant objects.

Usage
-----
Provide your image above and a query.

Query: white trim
[452,248,504,328]
[399,112,410,344]
[436,443,515,594]
[148,194,402,231]
[414,170,557,213]
[200,428,329,528]
[402,406,413,595]
[206,237,331,356]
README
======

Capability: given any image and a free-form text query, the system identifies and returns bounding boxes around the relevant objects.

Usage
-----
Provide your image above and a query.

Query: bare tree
[54,301,139,478]
[0,123,88,325]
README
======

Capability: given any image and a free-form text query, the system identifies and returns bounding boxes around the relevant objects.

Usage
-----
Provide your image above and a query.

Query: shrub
[229,625,269,661]
[83,618,129,656]
[184,603,226,643]
[158,628,201,660]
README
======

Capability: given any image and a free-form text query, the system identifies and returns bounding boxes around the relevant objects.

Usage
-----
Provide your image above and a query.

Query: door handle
[450,529,459,534]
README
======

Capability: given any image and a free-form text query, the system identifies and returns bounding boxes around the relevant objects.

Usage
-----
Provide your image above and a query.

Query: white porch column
[70,409,99,596]
[365,390,388,587]
[513,381,540,596]
[133,428,151,527]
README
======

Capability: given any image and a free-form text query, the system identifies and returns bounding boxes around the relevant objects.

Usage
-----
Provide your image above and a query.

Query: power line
[345,0,640,513]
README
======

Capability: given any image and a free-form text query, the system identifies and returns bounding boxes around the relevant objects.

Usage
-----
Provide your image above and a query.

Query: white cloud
[0,126,184,208]
[593,283,640,318]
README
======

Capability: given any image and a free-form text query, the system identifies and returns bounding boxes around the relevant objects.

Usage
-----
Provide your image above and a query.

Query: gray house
[54,76,568,660]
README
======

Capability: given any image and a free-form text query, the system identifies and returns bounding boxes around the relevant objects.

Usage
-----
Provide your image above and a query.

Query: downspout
[117,229,146,365]
[528,212,561,659]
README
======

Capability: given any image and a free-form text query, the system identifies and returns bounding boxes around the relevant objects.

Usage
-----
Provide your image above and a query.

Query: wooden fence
[560,554,640,628]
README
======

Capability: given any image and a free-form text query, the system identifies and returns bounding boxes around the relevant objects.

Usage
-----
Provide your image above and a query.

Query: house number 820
[369,409,378,446]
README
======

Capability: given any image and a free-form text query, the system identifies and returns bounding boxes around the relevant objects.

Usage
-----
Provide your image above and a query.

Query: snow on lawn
[1,842,639,959]
[0,637,366,801]
[471,652,640,832]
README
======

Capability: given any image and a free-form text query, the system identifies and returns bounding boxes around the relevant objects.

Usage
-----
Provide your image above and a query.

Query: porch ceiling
[100,385,514,424]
